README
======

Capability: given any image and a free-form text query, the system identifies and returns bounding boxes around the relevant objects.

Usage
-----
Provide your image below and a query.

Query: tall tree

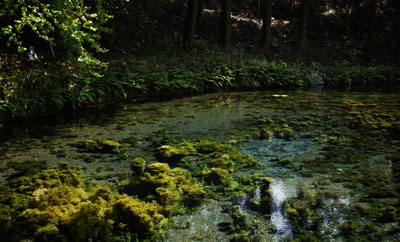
[297,0,310,51]
[261,0,272,56]
[254,0,261,18]
[220,0,232,49]
[183,0,199,47]
[196,0,203,33]
[366,0,378,57]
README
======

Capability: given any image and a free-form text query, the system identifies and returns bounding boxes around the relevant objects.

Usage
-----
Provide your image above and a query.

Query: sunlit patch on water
[270,179,297,241]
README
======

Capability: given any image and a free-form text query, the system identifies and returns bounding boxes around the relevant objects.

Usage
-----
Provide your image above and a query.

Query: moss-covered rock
[0,167,175,241]
[274,125,295,140]
[136,162,205,212]
[203,167,233,187]
[111,194,168,240]
[155,145,189,163]
[131,157,146,175]
[230,205,248,228]
[73,139,121,154]
[253,127,274,140]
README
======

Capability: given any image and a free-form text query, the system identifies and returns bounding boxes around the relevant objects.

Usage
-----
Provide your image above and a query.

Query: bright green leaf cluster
[0,0,111,64]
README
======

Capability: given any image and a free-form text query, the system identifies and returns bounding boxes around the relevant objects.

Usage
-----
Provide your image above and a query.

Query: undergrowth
[1,49,399,121]
[326,60,400,90]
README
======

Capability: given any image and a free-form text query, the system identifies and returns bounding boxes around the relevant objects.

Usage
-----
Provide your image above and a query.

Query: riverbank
[1,46,399,124]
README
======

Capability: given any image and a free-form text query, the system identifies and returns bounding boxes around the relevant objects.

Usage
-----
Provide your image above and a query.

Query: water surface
[0,91,399,241]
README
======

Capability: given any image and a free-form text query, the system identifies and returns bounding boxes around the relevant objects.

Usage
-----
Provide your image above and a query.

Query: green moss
[203,167,233,187]
[130,157,146,175]
[378,206,398,223]
[341,221,357,237]
[111,194,168,240]
[155,145,189,163]
[101,140,121,152]
[230,205,248,228]
[0,166,176,241]
[6,159,48,176]
[253,127,274,140]
[274,126,295,140]
[135,162,205,212]
[49,147,68,157]
[210,154,234,172]
[73,139,121,154]
[197,140,235,154]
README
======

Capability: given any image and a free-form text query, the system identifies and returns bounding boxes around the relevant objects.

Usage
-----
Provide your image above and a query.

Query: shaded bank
[1,54,399,123]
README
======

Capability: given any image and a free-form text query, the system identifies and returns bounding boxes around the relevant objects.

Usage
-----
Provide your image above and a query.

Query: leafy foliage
[0,0,110,63]
[326,60,400,90]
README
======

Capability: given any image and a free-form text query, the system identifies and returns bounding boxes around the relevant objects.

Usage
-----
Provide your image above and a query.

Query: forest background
[0,0,399,121]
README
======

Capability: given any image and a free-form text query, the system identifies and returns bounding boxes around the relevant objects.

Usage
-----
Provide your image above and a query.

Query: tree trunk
[183,0,199,47]
[261,0,272,56]
[366,0,377,58]
[220,0,232,49]
[297,0,310,51]
[254,0,261,18]
[196,0,203,33]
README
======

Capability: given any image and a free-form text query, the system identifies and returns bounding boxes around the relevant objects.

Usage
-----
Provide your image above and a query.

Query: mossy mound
[133,162,206,212]
[273,125,295,140]
[0,167,169,241]
[202,167,233,187]
[72,139,121,154]
[131,157,146,175]
[155,145,189,164]
[111,194,168,240]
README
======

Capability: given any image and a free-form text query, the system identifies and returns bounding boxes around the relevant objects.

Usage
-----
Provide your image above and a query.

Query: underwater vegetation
[1,92,400,241]
[0,165,173,241]
[129,161,206,213]
[72,139,122,154]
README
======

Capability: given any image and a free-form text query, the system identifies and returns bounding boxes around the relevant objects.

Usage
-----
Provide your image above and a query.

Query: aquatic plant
[133,162,205,213]
[155,145,189,164]
[73,139,121,154]
[111,194,168,240]
[130,157,146,175]
[255,127,274,140]
[0,166,174,241]
[230,205,248,228]
[203,167,233,187]
[273,125,295,140]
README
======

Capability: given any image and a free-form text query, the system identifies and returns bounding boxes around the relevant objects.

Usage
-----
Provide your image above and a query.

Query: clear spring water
[0,91,399,241]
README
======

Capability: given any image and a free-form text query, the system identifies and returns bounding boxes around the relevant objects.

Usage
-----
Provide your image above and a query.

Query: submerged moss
[203,167,233,187]
[130,157,146,175]
[0,167,173,241]
[73,139,121,154]
[274,125,295,140]
[111,194,168,240]
[230,205,248,228]
[155,145,189,164]
[133,162,205,212]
